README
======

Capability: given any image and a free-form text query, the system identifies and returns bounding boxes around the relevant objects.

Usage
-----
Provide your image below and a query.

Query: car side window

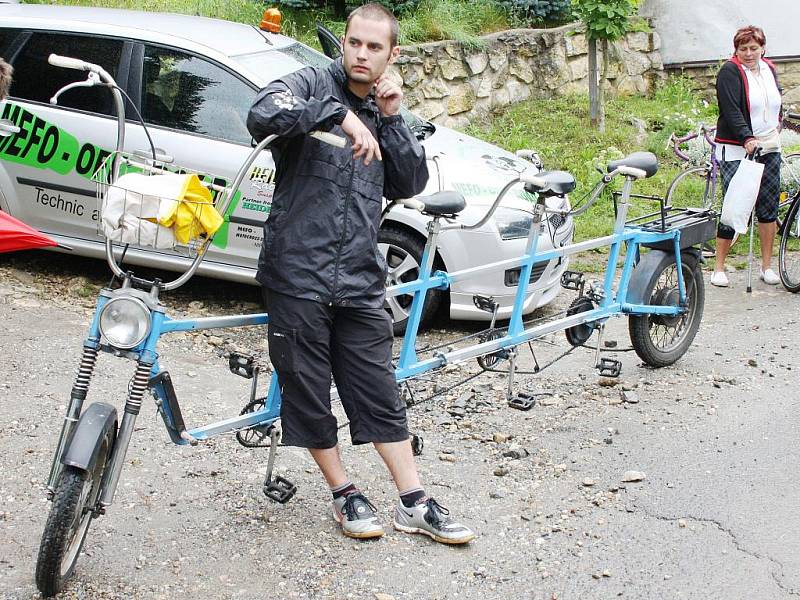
[0,28,19,56]
[142,46,255,145]
[9,32,123,115]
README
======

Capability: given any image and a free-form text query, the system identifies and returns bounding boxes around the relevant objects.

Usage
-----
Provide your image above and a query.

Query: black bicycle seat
[524,170,576,197]
[607,152,659,178]
[416,190,466,216]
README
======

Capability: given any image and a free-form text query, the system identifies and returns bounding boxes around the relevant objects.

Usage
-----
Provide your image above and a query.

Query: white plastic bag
[720,156,764,234]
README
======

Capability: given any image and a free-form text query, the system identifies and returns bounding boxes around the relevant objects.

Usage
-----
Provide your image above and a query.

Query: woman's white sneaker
[710,271,729,287]
[760,268,780,285]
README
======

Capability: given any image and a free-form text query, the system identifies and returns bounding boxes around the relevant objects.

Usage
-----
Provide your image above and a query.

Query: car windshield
[234,43,425,131]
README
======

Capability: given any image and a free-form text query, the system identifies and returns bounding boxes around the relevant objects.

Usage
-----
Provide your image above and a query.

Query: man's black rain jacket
[246,59,429,308]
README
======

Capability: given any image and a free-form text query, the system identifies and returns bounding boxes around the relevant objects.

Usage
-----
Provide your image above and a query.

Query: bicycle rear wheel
[778,195,800,293]
[665,166,718,210]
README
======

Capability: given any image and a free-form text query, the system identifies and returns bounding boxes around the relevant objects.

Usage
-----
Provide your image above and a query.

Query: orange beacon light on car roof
[260,8,282,33]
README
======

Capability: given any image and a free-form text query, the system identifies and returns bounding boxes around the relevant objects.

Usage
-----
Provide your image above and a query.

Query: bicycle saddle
[524,170,576,197]
[607,152,659,178]
[416,190,467,216]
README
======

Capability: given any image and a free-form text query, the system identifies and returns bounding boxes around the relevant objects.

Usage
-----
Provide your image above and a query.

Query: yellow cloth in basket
[157,174,223,244]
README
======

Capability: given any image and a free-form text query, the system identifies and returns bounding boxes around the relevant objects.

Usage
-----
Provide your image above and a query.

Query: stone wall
[388,23,665,128]
[666,59,800,110]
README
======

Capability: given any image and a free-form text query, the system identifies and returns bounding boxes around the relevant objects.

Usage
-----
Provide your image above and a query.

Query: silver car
[0,4,573,331]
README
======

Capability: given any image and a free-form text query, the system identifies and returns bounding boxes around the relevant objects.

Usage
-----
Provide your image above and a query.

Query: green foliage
[277,0,420,17]
[571,0,638,41]
[497,0,572,24]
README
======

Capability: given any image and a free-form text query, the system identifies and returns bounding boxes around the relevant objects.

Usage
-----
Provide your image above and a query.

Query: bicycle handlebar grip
[310,131,347,148]
[48,54,94,72]
[787,112,800,120]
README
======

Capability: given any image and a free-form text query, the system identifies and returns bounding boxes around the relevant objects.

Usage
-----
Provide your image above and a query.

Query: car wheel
[378,227,442,336]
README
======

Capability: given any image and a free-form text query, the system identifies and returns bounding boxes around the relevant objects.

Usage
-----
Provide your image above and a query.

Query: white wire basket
[92,152,229,256]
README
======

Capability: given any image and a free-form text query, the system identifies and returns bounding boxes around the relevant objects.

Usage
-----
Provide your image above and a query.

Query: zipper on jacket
[330,162,356,304]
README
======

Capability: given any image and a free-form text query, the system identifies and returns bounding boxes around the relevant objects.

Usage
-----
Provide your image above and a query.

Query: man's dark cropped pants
[264,290,409,449]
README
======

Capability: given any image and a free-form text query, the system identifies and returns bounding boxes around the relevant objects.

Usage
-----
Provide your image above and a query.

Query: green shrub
[496,0,571,24]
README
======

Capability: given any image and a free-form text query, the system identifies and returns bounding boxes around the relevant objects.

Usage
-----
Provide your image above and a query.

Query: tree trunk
[599,39,608,133]
[588,37,599,129]
[332,0,347,19]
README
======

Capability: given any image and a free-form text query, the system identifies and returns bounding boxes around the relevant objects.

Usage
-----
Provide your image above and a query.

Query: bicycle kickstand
[262,426,296,504]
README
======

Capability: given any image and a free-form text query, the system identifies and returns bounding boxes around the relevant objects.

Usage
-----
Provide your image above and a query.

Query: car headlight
[99,296,151,349]
[495,207,533,240]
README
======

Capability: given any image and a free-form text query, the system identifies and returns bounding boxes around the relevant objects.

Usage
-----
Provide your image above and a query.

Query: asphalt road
[0,251,798,600]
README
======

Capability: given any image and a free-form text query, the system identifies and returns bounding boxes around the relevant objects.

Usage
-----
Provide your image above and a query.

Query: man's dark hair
[0,58,12,101]
[345,3,399,48]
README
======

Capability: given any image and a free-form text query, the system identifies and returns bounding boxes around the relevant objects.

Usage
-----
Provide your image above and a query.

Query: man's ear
[388,45,400,65]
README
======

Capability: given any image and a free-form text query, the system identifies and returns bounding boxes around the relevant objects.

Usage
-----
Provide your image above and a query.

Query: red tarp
[0,211,58,253]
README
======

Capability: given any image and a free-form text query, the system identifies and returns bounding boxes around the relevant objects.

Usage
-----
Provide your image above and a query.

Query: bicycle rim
[779,196,800,292]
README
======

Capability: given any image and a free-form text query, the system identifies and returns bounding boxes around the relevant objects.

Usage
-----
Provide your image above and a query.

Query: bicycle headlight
[495,207,533,240]
[98,296,151,349]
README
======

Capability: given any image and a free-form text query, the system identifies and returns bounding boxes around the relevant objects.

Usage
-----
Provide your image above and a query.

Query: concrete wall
[388,23,665,128]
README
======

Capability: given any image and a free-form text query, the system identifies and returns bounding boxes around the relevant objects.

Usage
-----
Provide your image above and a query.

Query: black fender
[627,249,700,305]
[62,403,118,474]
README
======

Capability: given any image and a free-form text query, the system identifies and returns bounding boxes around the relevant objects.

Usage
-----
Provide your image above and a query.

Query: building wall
[668,59,800,110]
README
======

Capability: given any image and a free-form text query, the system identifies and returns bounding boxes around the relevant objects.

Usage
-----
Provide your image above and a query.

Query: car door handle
[0,118,20,137]
[133,148,174,163]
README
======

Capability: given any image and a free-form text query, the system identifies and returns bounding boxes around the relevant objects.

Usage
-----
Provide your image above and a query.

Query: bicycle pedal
[411,433,424,456]
[597,358,622,378]
[263,475,296,504]
[508,392,537,411]
[560,270,585,291]
[229,352,256,378]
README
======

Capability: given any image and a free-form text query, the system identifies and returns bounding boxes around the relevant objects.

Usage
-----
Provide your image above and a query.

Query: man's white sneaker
[760,268,780,285]
[710,271,729,287]
[332,492,385,539]
[393,497,475,545]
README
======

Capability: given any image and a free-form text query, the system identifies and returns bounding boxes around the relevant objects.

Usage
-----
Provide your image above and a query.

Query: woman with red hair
[712,25,783,287]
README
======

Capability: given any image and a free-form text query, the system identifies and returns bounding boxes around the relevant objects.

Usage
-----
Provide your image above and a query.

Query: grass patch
[465,76,719,243]
[28,0,517,49]
[24,0,265,22]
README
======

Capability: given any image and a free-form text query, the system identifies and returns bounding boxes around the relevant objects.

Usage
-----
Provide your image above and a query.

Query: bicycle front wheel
[778,195,800,293]
[665,166,718,210]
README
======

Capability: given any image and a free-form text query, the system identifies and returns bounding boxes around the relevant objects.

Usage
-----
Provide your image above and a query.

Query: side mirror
[316,21,343,59]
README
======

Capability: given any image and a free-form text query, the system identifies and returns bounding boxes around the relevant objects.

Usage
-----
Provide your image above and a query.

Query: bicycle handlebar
[48,53,97,72]
[670,124,716,163]
[786,112,800,121]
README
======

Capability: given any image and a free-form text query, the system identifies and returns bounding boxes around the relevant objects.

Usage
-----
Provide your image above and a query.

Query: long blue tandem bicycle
[34,54,716,597]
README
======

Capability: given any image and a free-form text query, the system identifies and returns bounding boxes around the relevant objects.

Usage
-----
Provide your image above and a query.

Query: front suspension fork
[99,360,152,508]
[46,344,99,494]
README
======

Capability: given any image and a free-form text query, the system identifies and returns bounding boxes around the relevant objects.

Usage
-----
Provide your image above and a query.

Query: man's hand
[341,110,382,165]
[374,74,402,117]
[744,138,759,155]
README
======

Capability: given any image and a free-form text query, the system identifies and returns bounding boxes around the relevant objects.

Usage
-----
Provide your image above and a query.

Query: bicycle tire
[35,432,113,597]
[665,166,717,210]
[628,252,705,367]
[778,153,800,229]
[778,194,800,293]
